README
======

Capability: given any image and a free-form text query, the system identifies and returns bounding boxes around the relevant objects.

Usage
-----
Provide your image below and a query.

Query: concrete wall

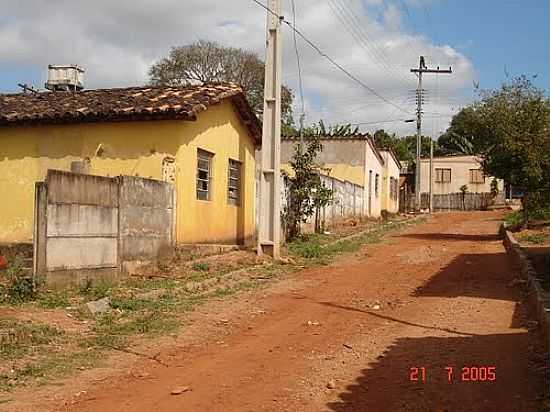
[281,173,364,231]
[419,155,504,195]
[35,170,174,286]
[321,175,364,222]
[0,100,256,245]
[118,175,174,264]
[379,150,400,214]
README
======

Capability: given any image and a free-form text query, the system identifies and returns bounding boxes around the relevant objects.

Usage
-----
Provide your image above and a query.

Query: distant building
[399,155,505,212]
[418,155,503,195]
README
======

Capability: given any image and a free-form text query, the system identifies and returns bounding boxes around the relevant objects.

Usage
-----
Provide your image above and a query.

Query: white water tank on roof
[45,64,85,91]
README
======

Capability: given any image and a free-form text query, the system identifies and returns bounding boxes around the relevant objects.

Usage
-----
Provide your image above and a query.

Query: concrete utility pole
[429,139,433,211]
[258,0,283,259]
[410,56,452,212]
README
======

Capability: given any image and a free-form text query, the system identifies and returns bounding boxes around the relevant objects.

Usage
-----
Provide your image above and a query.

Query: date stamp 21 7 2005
[409,366,496,383]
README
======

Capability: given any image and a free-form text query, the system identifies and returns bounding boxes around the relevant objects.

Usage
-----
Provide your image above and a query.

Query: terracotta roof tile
[0,82,261,144]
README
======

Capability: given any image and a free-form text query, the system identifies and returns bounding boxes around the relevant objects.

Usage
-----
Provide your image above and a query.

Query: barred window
[469,169,485,184]
[228,159,241,205]
[435,168,452,183]
[196,149,213,201]
[375,174,379,197]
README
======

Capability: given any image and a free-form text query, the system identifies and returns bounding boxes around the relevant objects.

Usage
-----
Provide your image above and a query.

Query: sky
[0,0,548,137]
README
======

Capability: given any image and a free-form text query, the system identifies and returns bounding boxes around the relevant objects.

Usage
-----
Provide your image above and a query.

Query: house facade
[0,83,260,245]
[280,135,396,219]
[379,149,401,214]
[418,155,504,195]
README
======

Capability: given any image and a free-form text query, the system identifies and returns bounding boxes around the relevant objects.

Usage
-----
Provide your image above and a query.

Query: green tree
[373,130,440,164]
[475,76,550,222]
[149,40,294,126]
[282,135,333,241]
[295,120,360,138]
[437,106,487,155]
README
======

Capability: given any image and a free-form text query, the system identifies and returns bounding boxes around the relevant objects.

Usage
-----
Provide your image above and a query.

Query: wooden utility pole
[258,0,283,259]
[410,56,452,212]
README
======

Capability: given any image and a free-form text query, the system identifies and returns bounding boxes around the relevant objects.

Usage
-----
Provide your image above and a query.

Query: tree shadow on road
[325,332,539,412]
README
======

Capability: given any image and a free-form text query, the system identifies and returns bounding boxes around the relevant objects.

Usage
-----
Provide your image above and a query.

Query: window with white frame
[196,149,213,201]
[228,159,241,205]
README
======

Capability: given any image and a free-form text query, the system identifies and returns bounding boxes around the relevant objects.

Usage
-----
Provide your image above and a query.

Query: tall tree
[437,106,487,155]
[149,40,294,127]
[475,76,550,221]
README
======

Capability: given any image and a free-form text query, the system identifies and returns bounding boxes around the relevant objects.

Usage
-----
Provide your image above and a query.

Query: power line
[249,0,412,115]
[349,118,414,126]
[328,0,415,90]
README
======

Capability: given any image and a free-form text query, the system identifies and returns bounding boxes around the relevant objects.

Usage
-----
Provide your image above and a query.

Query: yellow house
[0,83,261,246]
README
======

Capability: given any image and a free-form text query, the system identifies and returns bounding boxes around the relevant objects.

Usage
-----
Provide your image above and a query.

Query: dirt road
[48,212,540,411]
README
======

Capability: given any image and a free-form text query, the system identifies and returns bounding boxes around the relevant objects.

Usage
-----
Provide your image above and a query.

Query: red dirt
[6,212,544,411]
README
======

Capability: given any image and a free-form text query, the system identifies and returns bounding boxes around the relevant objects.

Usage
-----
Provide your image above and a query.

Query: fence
[34,170,174,286]
[399,191,504,213]
[280,174,364,233]
[320,175,364,223]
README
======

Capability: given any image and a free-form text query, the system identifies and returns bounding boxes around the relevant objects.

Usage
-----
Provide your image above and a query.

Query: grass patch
[517,232,550,245]
[191,262,210,272]
[78,279,116,300]
[0,319,64,361]
[0,344,104,392]
[36,290,71,309]
[287,219,414,265]
[288,240,323,259]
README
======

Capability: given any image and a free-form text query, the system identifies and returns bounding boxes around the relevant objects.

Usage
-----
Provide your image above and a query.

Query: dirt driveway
[14,212,544,411]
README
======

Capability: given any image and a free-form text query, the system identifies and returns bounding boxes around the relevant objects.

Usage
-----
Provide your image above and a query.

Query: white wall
[379,150,400,214]
[364,142,384,218]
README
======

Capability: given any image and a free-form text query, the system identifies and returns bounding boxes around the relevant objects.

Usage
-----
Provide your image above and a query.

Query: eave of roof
[366,136,385,166]
[0,82,262,145]
[377,146,402,170]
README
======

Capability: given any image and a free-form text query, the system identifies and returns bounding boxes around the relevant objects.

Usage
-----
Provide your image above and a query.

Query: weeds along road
[58,212,539,411]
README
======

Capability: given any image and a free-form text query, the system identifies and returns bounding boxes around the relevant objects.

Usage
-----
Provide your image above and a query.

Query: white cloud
[0,0,475,136]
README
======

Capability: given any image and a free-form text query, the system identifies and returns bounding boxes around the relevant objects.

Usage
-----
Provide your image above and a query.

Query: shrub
[505,211,523,230]
[192,262,209,272]
[1,258,35,303]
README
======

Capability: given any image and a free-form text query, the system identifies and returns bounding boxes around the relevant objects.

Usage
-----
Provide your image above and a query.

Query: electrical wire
[249,0,412,115]
[328,0,415,90]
